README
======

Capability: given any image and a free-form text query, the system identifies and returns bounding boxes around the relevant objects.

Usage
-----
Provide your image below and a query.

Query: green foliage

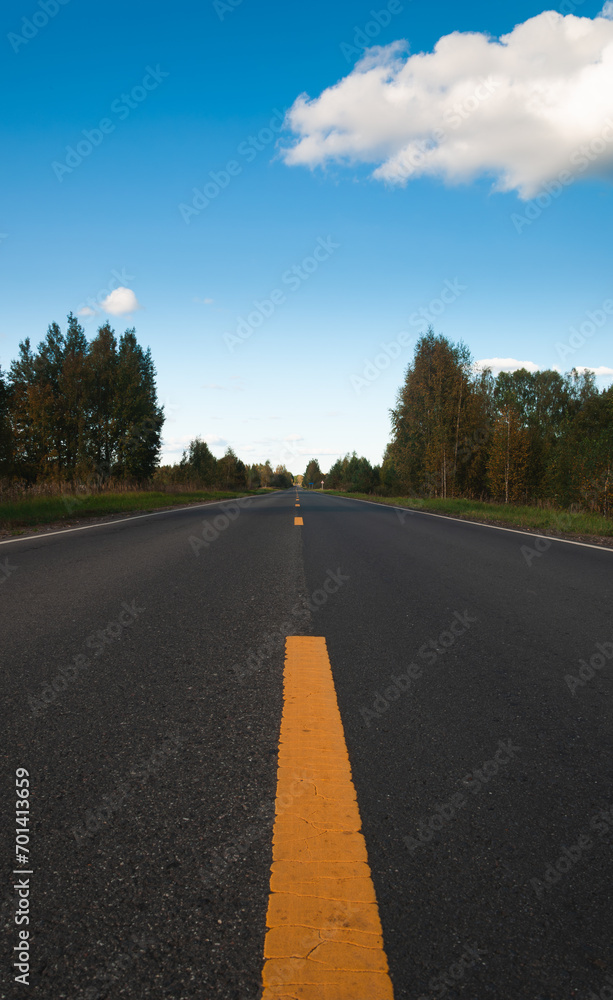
[6,315,164,484]
[0,365,13,474]
[304,458,324,487]
[385,330,612,515]
[326,453,380,493]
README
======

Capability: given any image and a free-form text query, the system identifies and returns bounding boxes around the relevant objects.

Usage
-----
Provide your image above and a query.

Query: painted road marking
[294,517,303,525]
[261,636,394,999]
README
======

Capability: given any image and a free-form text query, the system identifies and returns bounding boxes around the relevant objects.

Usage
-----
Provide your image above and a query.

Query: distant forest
[2,317,611,513]
[0,315,293,492]
[305,330,612,516]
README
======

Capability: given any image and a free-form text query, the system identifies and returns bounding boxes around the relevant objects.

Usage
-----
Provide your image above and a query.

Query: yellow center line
[294,517,303,526]
[262,636,395,999]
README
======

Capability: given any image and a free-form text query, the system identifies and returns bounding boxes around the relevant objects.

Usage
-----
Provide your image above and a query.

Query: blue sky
[1,0,612,472]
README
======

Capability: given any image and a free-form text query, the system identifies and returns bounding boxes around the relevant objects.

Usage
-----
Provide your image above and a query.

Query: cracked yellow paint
[294,517,303,526]
[261,636,395,999]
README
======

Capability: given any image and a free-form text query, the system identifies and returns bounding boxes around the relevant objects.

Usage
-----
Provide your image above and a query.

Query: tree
[389,329,475,497]
[179,437,217,485]
[304,459,324,487]
[9,337,44,482]
[271,465,293,489]
[60,314,89,479]
[217,447,247,490]
[85,322,119,479]
[0,365,13,475]
[487,405,529,503]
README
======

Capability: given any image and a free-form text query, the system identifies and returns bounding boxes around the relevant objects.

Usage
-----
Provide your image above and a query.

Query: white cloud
[77,306,96,318]
[100,287,142,316]
[193,296,214,304]
[283,12,613,198]
[602,2,613,19]
[475,357,540,373]
[574,364,613,375]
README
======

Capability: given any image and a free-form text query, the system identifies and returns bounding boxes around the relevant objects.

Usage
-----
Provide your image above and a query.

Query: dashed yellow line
[294,517,303,526]
[261,636,395,999]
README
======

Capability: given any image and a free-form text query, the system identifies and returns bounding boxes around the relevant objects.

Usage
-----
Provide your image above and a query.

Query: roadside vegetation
[0,488,274,533]
[300,329,612,540]
[0,314,292,530]
[319,492,613,540]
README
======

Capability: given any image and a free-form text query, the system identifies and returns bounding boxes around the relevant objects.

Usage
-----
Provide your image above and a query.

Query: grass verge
[0,489,268,534]
[321,491,613,540]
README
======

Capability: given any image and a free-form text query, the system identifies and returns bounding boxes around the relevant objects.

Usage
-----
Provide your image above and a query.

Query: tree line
[312,329,612,515]
[0,315,295,494]
[0,314,164,484]
[157,437,294,491]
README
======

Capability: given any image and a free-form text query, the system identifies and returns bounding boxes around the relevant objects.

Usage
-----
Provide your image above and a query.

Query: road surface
[1,487,612,999]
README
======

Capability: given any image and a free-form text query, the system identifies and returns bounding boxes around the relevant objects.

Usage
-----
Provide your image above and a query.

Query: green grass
[0,489,268,533]
[322,491,613,539]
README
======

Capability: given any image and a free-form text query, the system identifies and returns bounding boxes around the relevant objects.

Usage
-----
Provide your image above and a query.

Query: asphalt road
[1,488,612,999]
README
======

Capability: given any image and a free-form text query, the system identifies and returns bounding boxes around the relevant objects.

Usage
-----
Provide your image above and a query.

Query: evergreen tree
[60,314,89,479]
[179,437,217,485]
[0,365,13,475]
[114,330,164,479]
[304,459,324,487]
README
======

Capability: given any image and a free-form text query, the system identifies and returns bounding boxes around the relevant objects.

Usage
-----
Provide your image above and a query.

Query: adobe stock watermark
[232,568,349,682]
[223,236,340,352]
[395,80,500,182]
[0,557,18,586]
[530,802,613,900]
[8,0,71,54]
[213,0,245,20]
[416,943,488,1000]
[340,1,405,62]
[555,295,613,366]
[351,332,414,394]
[187,496,253,556]
[28,600,146,716]
[178,108,285,224]
[520,513,581,566]
[583,973,613,1000]
[360,610,477,727]
[409,278,467,327]
[564,638,613,695]
[511,119,613,234]
[72,732,184,845]
[403,739,520,854]
[544,0,588,26]
[51,65,169,182]
[351,278,467,393]
[199,770,310,889]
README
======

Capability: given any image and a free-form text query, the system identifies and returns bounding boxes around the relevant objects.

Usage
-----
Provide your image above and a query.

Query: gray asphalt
[1,488,612,999]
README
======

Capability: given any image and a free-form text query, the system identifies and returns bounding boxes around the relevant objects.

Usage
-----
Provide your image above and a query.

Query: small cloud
[77,306,96,318]
[475,357,540,374]
[194,296,214,305]
[100,287,142,316]
[601,2,613,18]
[575,365,613,376]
